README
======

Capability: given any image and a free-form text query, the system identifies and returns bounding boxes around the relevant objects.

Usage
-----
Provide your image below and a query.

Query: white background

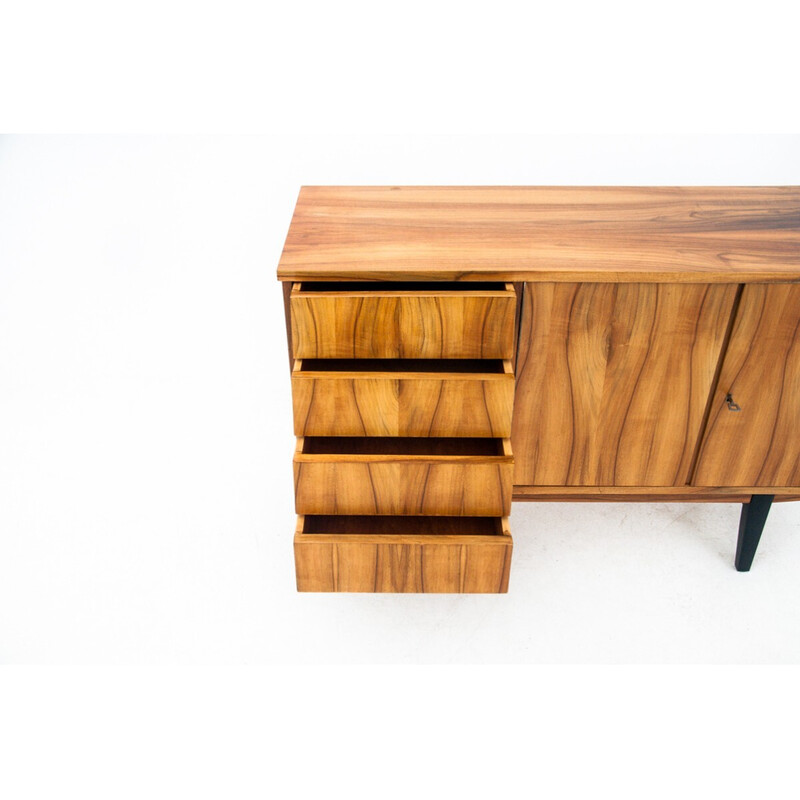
[2,134,800,664]
[2,1,800,792]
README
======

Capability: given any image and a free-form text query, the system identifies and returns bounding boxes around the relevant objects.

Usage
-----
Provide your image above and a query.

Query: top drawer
[290,281,516,359]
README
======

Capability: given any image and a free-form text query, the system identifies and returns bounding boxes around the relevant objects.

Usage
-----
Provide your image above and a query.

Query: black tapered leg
[735,494,774,572]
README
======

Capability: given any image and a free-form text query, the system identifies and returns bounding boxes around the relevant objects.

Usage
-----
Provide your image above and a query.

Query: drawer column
[285,281,518,593]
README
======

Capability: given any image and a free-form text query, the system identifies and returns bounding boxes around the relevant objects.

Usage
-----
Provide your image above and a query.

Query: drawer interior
[297,358,507,374]
[295,281,509,293]
[300,515,504,536]
[299,436,507,456]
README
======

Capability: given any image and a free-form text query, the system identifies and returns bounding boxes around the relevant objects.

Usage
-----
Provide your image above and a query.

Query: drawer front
[291,282,516,359]
[292,360,514,438]
[294,438,513,516]
[294,515,512,593]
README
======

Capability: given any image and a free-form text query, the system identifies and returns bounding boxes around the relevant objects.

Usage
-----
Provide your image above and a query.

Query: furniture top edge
[277,272,800,283]
[295,185,800,192]
[277,185,800,283]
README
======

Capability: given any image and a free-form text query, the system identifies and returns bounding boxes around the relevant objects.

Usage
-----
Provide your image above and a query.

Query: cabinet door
[512,283,738,486]
[693,284,800,487]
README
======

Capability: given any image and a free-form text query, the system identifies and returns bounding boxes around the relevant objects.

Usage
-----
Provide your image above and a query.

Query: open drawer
[294,436,513,516]
[294,515,512,593]
[291,358,514,437]
[290,281,516,359]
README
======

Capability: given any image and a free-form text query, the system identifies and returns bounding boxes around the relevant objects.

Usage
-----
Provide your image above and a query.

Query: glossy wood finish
[282,280,294,371]
[511,281,525,371]
[277,186,800,283]
[294,516,512,593]
[693,284,800,487]
[292,359,514,438]
[294,437,513,516]
[291,281,516,359]
[512,282,738,487]
[513,486,753,502]
[280,187,800,583]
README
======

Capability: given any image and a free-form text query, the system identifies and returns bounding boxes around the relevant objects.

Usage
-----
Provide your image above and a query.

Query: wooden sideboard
[278,186,800,592]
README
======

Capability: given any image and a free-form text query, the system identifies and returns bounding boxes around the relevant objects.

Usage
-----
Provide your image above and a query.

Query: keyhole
[725,393,741,412]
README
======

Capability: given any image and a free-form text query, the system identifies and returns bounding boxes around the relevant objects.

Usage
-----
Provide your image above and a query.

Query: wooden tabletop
[277,186,800,283]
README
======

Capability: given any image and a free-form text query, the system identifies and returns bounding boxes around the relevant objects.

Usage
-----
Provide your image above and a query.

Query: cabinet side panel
[282,282,294,372]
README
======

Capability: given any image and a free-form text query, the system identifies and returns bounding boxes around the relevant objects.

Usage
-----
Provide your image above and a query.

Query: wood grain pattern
[294,438,513,516]
[291,282,516,359]
[294,516,512,593]
[513,486,755,502]
[278,189,800,589]
[277,186,800,283]
[282,280,294,372]
[515,494,751,503]
[693,284,800,487]
[512,283,738,486]
[511,281,525,372]
[292,359,514,437]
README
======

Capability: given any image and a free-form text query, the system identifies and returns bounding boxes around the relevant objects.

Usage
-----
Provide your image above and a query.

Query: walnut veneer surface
[278,186,800,283]
[278,187,800,592]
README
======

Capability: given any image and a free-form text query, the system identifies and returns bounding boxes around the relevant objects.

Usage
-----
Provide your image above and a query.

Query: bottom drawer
[294,515,512,593]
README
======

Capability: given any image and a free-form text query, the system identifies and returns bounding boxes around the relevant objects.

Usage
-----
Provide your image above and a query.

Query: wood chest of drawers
[278,186,800,592]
